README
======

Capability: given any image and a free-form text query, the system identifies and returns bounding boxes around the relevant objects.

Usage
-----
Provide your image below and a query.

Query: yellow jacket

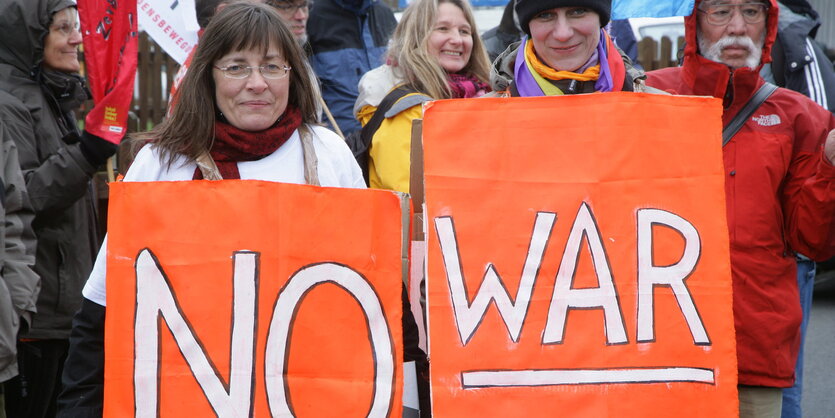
[357,98,425,193]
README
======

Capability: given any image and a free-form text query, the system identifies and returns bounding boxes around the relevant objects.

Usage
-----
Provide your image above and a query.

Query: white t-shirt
[82,125,364,305]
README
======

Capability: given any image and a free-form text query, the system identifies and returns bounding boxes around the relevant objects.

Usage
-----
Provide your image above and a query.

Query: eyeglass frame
[697,2,769,26]
[268,0,313,13]
[213,64,293,80]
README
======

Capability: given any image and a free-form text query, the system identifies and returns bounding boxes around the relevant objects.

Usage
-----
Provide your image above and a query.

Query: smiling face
[528,7,601,72]
[212,45,290,131]
[42,7,82,73]
[427,2,473,74]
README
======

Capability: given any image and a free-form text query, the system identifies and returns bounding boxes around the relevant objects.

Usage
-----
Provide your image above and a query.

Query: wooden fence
[637,36,686,71]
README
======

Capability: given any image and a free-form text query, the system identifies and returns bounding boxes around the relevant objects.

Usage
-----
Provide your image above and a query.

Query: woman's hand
[827,129,835,165]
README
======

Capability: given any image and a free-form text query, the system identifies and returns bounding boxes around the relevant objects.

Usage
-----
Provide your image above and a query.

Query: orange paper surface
[104,181,404,417]
[423,93,738,417]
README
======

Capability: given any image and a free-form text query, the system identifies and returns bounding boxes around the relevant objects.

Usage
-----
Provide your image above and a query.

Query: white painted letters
[542,203,627,345]
[264,263,395,417]
[133,254,395,417]
[134,249,256,417]
[434,203,709,347]
[636,209,708,344]
[435,213,556,345]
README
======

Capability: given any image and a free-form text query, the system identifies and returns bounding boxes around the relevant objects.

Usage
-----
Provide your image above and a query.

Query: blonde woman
[354,0,491,193]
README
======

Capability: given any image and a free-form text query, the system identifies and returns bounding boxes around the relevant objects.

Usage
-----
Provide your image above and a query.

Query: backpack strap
[195,152,223,180]
[299,124,320,186]
[352,84,422,185]
[723,83,778,146]
[361,85,419,154]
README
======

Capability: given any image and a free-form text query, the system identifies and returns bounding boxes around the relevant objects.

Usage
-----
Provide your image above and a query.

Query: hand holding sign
[78,0,138,145]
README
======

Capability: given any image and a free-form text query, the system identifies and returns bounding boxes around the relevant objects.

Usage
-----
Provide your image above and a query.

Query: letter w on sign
[104,181,406,417]
[422,93,738,417]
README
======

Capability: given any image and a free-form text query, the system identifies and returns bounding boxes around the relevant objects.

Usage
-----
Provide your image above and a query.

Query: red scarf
[194,105,302,179]
[447,73,490,98]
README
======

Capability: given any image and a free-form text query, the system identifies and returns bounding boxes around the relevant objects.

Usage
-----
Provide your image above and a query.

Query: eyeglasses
[213,64,292,80]
[268,0,313,13]
[50,20,80,36]
[697,2,769,25]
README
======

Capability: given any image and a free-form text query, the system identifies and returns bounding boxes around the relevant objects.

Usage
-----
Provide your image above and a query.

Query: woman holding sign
[490,0,656,96]
[58,2,376,415]
[353,0,492,193]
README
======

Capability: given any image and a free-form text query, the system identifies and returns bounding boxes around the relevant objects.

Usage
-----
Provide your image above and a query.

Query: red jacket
[647,0,835,387]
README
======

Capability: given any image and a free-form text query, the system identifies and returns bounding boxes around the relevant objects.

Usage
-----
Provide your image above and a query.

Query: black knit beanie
[515,0,612,36]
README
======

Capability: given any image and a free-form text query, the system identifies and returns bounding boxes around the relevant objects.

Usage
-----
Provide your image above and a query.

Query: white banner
[137,0,199,64]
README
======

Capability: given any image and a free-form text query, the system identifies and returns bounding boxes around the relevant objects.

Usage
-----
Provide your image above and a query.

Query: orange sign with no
[103,181,407,417]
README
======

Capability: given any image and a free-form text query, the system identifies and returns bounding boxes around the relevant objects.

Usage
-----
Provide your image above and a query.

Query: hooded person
[490,0,655,96]
[481,0,522,63]
[646,1,835,415]
[0,0,118,415]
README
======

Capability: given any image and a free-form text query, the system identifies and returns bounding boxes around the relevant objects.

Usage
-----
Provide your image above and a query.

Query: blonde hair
[387,0,491,99]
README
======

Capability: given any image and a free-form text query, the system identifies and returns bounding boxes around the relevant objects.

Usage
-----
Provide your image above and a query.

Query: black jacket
[0,0,101,340]
[307,0,397,136]
[763,3,835,112]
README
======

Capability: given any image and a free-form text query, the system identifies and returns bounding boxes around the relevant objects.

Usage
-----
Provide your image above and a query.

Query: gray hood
[0,0,76,75]
[490,40,521,93]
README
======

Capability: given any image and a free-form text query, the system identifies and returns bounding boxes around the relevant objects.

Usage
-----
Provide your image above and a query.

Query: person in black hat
[490,0,655,97]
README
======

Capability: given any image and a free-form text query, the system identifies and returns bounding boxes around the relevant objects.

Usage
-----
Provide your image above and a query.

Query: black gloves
[79,130,117,166]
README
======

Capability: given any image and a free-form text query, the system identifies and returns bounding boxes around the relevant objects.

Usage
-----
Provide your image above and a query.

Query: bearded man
[646,1,835,417]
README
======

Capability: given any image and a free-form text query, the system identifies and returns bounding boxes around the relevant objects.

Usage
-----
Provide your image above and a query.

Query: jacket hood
[777,2,819,39]
[498,0,519,34]
[332,0,373,15]
[684,0,779,70]
[0,0,76,75]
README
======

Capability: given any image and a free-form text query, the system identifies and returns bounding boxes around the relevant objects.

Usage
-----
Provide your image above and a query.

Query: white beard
[697,31,764,69]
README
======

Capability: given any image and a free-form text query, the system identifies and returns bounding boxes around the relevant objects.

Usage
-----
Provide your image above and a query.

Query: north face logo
[752,114,781,127]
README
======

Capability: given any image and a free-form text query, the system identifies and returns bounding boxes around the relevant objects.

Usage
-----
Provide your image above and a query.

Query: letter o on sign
[264,263,395,416]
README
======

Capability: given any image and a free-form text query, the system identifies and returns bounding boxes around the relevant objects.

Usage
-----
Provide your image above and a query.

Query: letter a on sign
[422,93,738,417]
[104,180,406,417]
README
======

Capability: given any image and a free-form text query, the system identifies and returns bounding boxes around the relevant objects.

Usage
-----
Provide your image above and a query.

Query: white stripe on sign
[461,367,715,388]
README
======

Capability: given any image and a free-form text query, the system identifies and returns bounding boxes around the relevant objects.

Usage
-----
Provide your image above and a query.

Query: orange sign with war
[422,93,738,417]
[103,181,407,417]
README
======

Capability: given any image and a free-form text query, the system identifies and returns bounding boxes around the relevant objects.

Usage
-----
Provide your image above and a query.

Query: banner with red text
[103,181,405,417]
[78,0,138,144]
[423,93,738,417]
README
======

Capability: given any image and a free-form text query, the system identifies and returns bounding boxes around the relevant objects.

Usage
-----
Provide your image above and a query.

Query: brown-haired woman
[57,3,365,415]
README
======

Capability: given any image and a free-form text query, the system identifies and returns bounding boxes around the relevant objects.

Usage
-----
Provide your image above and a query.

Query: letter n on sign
[422,93,738,417]
[104,180,406,417]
